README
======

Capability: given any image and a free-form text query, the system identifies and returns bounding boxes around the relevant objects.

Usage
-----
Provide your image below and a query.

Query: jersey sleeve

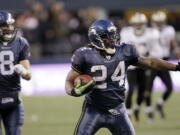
[71,48,85,73]
[167,26,176,40]
[124,44,140,66]
[120,27,132,44]
[19,37,31,61]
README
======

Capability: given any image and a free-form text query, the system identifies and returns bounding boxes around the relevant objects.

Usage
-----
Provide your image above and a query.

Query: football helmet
[151,11,167,22]
[129,12,147,36]
[88,19,119,54]
[151,11,167,29]
[129,12,147,24]
[0,10,16,43]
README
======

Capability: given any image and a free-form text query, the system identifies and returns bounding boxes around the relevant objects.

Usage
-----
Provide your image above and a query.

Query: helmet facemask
[0,11,16,44]
[129,12,147,36]
[133,23,146,36]
[0,24,16,43]
[151,11,167,30]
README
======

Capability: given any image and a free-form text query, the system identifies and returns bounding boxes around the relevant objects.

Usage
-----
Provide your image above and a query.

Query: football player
[65,19,180,135]
[120,12,161,121]
[0,10,31,135]
[144,11,180,119]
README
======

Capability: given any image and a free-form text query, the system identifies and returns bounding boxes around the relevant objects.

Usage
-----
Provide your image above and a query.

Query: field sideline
[21,92,180,135]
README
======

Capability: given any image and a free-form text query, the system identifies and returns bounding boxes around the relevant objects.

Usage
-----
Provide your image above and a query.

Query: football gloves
[71,79,94,97]
[14,64,27,76]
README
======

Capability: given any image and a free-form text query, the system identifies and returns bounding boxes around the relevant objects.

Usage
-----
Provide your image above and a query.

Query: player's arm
[14,60,32,80]
[134,57,180,71]
[65,68,94,97]
[13,38,32,80]
[65,69,80,96]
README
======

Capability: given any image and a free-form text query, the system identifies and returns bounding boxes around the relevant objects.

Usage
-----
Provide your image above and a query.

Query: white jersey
[120,26,163,58]
[158,25,176,58]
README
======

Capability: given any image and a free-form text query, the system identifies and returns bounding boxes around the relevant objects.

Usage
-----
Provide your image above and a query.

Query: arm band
[71,88,80,97]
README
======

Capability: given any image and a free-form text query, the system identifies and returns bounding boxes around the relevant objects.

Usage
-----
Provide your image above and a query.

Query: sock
[157,98,164,105]
[145,106,154,113]
[134,104,140,110]
[127,109,132,115]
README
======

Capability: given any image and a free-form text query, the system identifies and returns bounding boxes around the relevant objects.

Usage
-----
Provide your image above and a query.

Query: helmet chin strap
[91,34,116,55]
[105,47,116,54]
[1,29,16,44]
[1,34,13,45]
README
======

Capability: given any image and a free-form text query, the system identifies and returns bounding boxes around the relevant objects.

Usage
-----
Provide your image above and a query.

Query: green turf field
[21,92,180,135]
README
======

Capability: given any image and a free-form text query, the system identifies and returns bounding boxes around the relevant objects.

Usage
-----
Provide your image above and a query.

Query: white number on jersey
[0,50,14,75]
[91,61,125,89]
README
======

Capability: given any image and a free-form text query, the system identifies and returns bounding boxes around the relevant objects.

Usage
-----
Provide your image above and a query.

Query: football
[74,74,95,87]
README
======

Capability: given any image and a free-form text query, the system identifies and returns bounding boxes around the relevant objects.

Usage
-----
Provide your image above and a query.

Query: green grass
[20,92,180,135]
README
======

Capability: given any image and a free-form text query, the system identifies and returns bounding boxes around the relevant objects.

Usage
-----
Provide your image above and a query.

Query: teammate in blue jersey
[0,10,32,135]
[65,19,180,135]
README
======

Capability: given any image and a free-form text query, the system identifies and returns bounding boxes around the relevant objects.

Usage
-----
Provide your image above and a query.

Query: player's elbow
[65,87,73,96]
[65,82,73,96]
[66,90,72,96]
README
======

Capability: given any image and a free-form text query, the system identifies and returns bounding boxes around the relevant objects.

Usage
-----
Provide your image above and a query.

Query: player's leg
[107,104,136,135]
[2,103,24,135]
[125,69,137,118]
[133,68,146,122]
[144,70,157,121]
[156,71,173,118]
[74,101,103,135]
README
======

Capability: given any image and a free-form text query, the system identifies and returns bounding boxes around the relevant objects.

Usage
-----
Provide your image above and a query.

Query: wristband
[71,88,81,97]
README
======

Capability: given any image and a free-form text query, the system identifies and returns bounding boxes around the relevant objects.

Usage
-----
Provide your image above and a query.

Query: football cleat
[156,103,165,119]
[147,111,154,122]
[133,108,140,122]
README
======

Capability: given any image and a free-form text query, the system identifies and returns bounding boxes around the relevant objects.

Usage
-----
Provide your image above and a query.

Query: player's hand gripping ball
[73,75,95,96]
[74,75,95,87]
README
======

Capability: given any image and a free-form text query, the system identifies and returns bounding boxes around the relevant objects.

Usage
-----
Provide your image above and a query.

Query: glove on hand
[14,64,27,76]
[71,79,94,97]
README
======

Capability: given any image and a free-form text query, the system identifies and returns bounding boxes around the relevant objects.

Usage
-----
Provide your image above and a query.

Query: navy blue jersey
[0,36,30,93]
[71,44,139,110]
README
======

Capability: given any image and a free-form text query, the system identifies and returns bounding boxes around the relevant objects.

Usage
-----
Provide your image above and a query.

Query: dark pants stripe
[74,100,88,135]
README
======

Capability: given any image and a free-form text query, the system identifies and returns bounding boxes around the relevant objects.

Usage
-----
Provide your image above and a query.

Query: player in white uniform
[145,11,180,119]
[120,12,161,121]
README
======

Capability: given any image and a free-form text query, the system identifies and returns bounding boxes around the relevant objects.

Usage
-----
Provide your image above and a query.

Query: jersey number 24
[91,61,125,89]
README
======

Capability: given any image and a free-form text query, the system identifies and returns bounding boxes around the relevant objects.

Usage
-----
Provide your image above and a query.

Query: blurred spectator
[69,7,108,51]
[40,1,72,57]
[15,1,48,59]
[10,1,180,62]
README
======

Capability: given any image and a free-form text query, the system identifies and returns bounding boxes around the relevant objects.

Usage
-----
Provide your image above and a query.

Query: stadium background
[1,0,180,135]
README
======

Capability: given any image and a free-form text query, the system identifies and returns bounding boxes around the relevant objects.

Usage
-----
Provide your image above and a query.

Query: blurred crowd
[13,1,180,61]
